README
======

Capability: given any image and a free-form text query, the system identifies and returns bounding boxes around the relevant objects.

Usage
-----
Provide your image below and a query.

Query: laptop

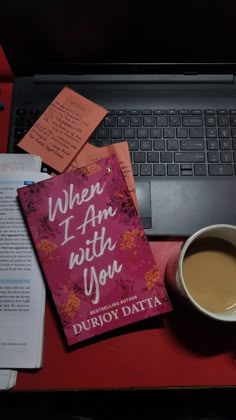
[2,1,236,237]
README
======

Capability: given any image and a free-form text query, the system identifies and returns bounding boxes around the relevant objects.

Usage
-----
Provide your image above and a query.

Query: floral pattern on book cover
[17,155,172,345]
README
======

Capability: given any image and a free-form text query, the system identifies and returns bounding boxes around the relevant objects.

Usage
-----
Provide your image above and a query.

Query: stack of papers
[0,154,49,389]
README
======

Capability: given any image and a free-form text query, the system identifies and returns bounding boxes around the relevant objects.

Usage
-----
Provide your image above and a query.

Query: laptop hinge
[34,74,234,84]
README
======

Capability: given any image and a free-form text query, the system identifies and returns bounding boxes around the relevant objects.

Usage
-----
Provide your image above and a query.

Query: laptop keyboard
[14,108,236,177]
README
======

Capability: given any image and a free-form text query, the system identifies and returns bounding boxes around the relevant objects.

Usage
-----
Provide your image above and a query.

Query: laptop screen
[2,1,236,75]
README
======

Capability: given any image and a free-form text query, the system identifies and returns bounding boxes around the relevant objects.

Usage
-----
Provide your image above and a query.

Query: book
[17,155,172,346]
[0,171,50,368]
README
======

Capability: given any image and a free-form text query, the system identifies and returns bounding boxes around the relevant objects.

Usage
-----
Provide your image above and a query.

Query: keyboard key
[141,110,152,115]
[147,152,159,163]
[177,127,188,138]
[140,140,152,150]
[116,110,127,115]
[129,110,140,115]
[180,164,193,176]
[104,115,116,126]
[175,152,205,163]
[143,116,155,126]
[217,109,228,115]
[167,164,179,176]
[153,164,165,176]
[218,128,230,138]
[166,109,177,115]
[117,116,129,126]
[97,128,109,138]
[180,140,204,150]
[153,110,165,115]
[150,128,162,138]
[163,128,175,138]
[181,169,193,176]
[208,164,233,175]
[182,116,203,126]
[15,128,28,140]
[206,139,218,150]
[179,109,189,115]
[191,110,202,115]
[128,140,139,151]
[138,128,148,138]
[206,128,217,138]
[160,152,172,163]
[207,151,219,163]
[15,115,25,127]
[111,128,122,139]
[154,140,165,150]
[156,116,168,126]
[205,116,216,126]
[217,116,229,126]
[167,140,178,150]
[189,128,204,138]
[130,116,142,126]
[140,164,152,176]
[124,128,135,138]
[194,164,206,176]
[134,152,146,163]
[169,116,181,126]
[180,164,192,170]
[204,110,215,115]
[220,151,232,163]
[219,140,231,150]
[16,109,26,115]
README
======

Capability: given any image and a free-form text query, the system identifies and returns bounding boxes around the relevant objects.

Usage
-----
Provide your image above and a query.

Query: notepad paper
[17,87,108,173]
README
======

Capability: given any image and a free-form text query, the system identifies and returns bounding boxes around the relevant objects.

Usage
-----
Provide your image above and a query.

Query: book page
[0,370,17,390]
[0,154,42,172]
[0,172,50,368]
[0,154,42,383]
[18,87,108,173]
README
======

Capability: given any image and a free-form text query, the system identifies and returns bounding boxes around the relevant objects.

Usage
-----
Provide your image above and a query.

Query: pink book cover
[17,155,172,346]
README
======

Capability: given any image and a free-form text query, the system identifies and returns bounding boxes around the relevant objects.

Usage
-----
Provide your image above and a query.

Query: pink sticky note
[18,87,108,173]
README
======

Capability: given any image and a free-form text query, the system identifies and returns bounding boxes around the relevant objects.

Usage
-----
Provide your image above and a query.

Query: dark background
[1,388,236,419]
[2,0,236,75]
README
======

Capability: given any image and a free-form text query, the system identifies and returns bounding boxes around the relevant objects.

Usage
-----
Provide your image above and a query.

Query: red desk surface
[1,47,236,391]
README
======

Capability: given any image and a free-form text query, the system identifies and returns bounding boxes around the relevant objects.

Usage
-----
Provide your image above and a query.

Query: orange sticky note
[18,87,108,173]
[67,141,138,210]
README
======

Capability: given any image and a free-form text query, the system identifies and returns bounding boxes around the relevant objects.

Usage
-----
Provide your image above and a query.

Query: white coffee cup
[166,224,236,322]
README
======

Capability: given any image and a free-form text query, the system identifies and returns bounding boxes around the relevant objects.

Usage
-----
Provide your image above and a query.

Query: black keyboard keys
[208,164,233,175]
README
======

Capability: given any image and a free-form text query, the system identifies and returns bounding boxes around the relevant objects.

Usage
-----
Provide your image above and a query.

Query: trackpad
[135,181,152,229]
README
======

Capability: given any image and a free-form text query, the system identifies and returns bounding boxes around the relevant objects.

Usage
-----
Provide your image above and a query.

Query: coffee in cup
[166,224,236,321]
